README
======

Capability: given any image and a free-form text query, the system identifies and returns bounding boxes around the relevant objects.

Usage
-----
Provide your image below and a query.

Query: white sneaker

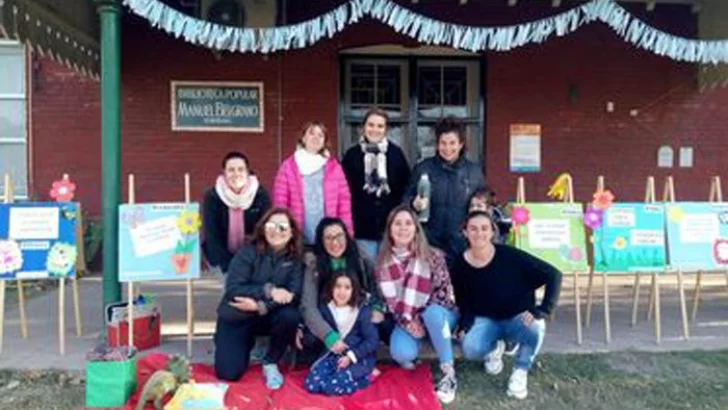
[484,340,505,375]
[435,372,457,404]
[507,368,528,399]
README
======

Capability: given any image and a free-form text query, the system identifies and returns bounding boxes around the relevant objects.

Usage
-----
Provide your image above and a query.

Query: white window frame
[0,39,28,199]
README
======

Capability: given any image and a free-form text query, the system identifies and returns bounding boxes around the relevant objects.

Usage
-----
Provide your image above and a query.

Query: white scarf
[327,302,359,340]
[294,148,328,176]
[214,175,260,210]
[361,138,390,197]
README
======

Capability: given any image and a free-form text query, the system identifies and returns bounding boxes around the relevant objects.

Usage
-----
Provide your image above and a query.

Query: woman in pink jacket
[273,121,353,247]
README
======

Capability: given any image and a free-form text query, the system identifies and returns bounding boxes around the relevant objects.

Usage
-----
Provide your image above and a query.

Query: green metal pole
[97,0,121,311]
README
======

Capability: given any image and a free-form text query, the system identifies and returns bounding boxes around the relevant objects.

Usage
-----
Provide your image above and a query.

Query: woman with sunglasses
[214,208,304,389]
[298,217,391,355]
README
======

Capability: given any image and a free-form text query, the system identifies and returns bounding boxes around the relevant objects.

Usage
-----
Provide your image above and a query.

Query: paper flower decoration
[177,210,201,235]
[584,206,604,230]
[668,206,685,223]
[172,209,200,274]
[511,207,530,226]
[547,173,571,200]
[49,175,76,202]
[122,206,145,229]
[592,190,615,210]
[569,246,584,262]
[0,240,23,274]
[613,237,627,250]
[713,239,728,265]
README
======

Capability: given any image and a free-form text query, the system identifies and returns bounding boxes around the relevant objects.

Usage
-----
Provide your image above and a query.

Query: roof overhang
[0,0,100,78]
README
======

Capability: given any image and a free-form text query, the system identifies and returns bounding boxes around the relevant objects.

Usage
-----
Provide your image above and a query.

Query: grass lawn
[1,350,726,409]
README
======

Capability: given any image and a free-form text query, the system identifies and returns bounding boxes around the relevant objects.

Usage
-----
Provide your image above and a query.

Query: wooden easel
[629,177,664,344]
[643,177,690,341]
[584,176,611,343]
[690,176,725,321]
[124,174,196,356]
[515,176,584,344]
[0,174,82,355]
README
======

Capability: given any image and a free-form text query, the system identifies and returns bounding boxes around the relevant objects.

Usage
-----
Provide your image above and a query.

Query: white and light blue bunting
[123,0,728,64]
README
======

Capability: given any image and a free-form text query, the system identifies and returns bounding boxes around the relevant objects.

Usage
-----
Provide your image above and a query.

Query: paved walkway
[0,272,726,370]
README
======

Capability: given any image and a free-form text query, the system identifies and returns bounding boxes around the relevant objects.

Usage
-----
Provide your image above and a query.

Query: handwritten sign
[665,202,728,271]
[592,203,666,273]
[119,203,201,282]
[0,203,78,280]
[171,81,264,132]
[513,203,588,272]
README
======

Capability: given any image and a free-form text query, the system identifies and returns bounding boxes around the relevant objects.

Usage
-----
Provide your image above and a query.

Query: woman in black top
[341,107,411,260]
[203,151,271,275]
[214,208,303,389]
[452,211,561,400]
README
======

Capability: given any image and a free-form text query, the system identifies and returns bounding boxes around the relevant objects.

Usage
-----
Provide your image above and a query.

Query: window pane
[418,66,441,107]
[376,65,401,106]
[0,142,28,197]
[350,64,375,105]
[0,100,26,140]
[0,45,25,94]
[442,66,467,106]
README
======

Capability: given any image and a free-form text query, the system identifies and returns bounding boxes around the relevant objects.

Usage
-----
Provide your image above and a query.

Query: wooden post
[665,177,689,340]
[564,175,583,345]
[2,175,28,339]
[632,177,656,327]
[184,173,195,357]
[127,174,135,348]
[72,198,85,337]
[585,175,604,329]
[58,278,66,355]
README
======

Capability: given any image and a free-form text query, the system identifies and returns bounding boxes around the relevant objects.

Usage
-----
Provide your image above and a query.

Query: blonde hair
[377,205,432,268]
[297,121,330,156]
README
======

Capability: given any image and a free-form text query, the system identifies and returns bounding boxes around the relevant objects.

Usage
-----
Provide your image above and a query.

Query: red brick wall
[29,3,728,216]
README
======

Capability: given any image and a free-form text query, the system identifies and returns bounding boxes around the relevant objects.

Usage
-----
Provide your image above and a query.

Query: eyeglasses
[265,221,291,233]
[323,232,346,243]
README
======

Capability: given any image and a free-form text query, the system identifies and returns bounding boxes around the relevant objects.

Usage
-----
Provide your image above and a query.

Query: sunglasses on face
[265,221,291,233]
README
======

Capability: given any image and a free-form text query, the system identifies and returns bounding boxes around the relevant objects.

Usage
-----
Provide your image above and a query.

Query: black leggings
[214,305,300,381]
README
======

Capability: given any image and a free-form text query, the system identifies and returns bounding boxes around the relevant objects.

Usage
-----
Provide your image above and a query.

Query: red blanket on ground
[125,353,441,410]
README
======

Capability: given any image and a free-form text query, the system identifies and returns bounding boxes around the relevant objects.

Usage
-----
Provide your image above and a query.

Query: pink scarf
[215,175,259,254]
[376,248,433,321]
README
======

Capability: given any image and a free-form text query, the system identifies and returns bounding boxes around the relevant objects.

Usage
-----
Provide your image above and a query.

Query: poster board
[665,202,728,272]
[512,202,588,272]
[119,203,201,282]
[591,203,667,273]
[0,202,78,280]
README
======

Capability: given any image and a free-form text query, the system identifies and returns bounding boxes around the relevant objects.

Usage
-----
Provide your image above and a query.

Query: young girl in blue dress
[304,272,379,396]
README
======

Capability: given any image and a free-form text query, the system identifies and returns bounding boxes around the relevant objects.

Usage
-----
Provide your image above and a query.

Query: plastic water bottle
[417,174,431,223]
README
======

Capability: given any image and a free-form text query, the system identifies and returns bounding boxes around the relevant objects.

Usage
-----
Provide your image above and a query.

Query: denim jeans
[390,305,458,366]
[356,239,381,261]
[462,313,546,371]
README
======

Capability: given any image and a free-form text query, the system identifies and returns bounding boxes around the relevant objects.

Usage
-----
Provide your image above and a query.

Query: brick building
[2,0,727,304]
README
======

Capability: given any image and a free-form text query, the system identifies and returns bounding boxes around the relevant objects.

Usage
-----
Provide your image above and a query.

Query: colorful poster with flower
[665,202,728,271]
[119,203,201,282]
[511,203,589,272]
[589,203,667,273]
[0,203,78,280]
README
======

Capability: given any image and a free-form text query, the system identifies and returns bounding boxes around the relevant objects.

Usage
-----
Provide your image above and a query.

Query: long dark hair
[253,208,303,258]
[323,271,364,307]
[314,217,371,297]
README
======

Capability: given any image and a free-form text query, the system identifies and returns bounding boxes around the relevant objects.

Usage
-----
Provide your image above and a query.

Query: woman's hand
[521,311,536,326]
[337,355,352,370]
[295,328,304,350]
[271,288,294,304]
[412,196,428,212]
[230,296,259,312]
[404,320,426,338]
[330,340,349,354]
[371,310,385,324]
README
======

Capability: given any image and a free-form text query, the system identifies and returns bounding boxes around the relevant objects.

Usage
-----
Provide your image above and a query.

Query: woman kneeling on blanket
[453,210,562,399]
[214,208,304,389]
[376,205,459,404]
[305,272,379,395]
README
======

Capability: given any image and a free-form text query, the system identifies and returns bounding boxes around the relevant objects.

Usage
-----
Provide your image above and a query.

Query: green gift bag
[85,357,138,408]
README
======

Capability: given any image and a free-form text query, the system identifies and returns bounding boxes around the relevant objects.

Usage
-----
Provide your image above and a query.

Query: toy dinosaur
[135,355,191,410]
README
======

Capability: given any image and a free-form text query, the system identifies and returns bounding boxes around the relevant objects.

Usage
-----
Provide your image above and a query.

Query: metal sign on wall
[171,81,264,132]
